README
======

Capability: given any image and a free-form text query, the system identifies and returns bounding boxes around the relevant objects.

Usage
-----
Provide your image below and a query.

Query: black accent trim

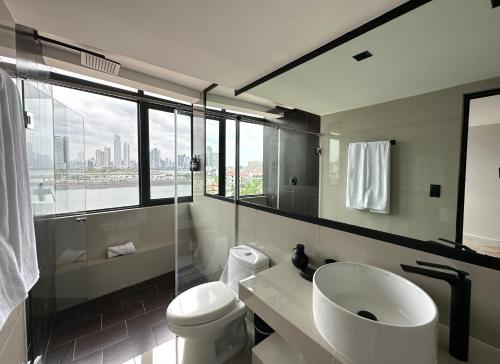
[139,93,150,205]
[204,83,218,93]
[236,200,500,270]
[219,117,226,196]
[235,0,432,95]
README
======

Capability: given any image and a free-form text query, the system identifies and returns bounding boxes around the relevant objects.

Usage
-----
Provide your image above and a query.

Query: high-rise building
[150,147,161,169]
[95,149,105,167]
[54,135,69,169]
[206,146,219,169]
[123,142,130,168]
[114,134,121,168]
[177,154,189,169]
[104,147,111,168]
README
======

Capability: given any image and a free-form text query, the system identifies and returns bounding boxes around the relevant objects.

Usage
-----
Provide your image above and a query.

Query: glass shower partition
[24,79,58,362]
[52,98,88,311]
[23,80,89,362]
[176,97,237,294]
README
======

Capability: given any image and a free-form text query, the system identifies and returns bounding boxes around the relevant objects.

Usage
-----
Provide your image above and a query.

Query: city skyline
[53,132,191,170]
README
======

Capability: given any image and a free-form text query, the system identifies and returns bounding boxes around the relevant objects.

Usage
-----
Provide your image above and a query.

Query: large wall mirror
[205,0,500,269]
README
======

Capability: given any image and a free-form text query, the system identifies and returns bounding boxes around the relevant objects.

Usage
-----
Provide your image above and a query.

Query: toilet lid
[167,281,236,326]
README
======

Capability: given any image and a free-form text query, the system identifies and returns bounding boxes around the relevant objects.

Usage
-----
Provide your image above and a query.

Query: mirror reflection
[205,0,500,257]
[463,94,500,258]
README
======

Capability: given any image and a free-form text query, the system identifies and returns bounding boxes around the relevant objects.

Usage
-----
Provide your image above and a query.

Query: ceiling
[248,0,500,115]
[4,0,406,93]
[470,94,500,127]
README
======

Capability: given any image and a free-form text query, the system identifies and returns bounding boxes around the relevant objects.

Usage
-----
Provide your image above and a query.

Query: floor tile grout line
[71,339,76,361]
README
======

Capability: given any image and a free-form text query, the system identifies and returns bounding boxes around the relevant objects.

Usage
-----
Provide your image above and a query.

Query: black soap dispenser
[190,155,200,172]
[292,244,309,270]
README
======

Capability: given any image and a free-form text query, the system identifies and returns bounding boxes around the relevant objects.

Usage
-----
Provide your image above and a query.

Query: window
[239,122,264,196]
[204,116,273,199]
[205,119,220,194]
[52,85,139,212]
[148,108,192,199]
[23,70,194,214]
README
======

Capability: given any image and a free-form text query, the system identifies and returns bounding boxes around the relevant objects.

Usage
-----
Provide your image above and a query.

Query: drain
[357,310,378,321]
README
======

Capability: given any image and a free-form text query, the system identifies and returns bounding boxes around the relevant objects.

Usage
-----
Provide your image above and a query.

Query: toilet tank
[227,245,269,295]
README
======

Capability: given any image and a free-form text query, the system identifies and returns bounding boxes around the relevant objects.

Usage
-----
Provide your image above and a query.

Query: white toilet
[167,245,269,364]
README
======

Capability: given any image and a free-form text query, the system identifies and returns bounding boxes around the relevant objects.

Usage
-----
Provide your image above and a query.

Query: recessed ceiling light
[353,50,373,62]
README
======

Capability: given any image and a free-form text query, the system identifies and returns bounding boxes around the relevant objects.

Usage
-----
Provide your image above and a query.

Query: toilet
[167,245,269,364]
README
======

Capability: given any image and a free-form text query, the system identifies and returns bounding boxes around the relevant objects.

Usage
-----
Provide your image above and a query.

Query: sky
[52,83,262,166]
[52,85,191,162]
[206,118,263,167]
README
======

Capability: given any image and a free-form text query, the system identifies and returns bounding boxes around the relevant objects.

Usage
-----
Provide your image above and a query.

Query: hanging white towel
[365,141,391,214]
[346,140,391,214]
[0,69,39,329]
[346,142,367,210]
[107,241,136,258]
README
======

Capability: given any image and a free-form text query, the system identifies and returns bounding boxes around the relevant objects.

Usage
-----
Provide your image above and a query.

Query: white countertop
[239,261,500,364]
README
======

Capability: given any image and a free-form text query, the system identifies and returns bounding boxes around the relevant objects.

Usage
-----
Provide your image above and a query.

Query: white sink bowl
[313,262,438,364]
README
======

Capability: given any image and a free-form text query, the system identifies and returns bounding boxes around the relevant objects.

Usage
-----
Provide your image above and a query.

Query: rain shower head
[80,52,120,75]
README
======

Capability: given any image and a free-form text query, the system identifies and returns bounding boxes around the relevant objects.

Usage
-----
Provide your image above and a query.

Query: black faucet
[400,261,471,362]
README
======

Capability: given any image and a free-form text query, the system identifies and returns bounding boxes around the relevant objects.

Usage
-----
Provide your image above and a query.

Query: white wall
[320,77,500,242]
[0,305,27,364]
[463,124,500,243]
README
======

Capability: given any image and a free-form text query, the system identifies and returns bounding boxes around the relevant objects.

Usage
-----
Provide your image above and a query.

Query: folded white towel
[346,142,367,210]
[107,242,136,259]
[58,249,87,264]
[346,141,391,214]
[0,69,39,329]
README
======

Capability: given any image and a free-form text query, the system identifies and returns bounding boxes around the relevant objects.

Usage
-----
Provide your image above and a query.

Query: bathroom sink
[313,262,438,364]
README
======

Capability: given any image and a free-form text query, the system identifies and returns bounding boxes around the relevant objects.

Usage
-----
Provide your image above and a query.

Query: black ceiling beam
[234,0,433,96]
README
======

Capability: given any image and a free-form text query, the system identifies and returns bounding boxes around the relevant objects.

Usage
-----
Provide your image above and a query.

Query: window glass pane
[148,109,192,199]
[52,85,139,211]
[239,122,264,196]
[205,119,220,194]
[225,119,236,197]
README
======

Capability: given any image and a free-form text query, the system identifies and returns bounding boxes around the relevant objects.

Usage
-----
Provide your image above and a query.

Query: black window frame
[141,101,194,206]
[204,110,270,201]
[27,71,194,216]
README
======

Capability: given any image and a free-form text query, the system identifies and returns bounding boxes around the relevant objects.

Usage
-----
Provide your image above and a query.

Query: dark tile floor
[45,272,176,364]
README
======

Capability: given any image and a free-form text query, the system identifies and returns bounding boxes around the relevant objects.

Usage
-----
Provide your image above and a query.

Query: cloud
[52,86,191,162]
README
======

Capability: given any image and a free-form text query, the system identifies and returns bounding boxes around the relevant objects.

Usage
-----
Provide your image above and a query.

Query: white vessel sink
[313,262,438,364]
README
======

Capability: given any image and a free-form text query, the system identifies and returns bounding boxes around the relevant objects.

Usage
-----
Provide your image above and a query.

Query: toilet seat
[167,281,236,326]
